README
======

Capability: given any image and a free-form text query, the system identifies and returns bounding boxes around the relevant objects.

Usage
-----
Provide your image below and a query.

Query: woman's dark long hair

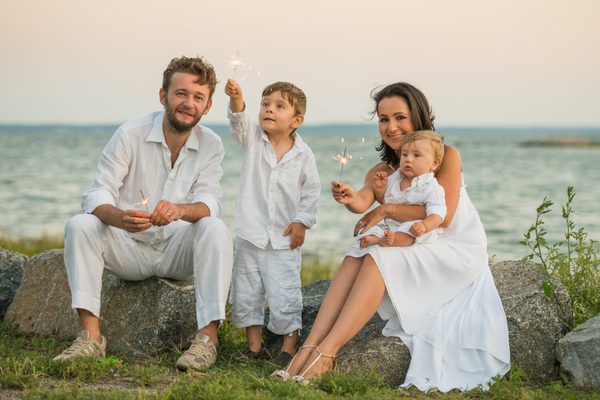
[371,83,436,166]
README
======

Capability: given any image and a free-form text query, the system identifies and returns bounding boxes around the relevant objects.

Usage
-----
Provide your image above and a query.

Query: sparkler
[333,146,352,182]
[139,190,150,212]
[229,50,242,78]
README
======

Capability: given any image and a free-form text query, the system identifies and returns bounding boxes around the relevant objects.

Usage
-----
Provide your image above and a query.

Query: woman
[273,82,510,392]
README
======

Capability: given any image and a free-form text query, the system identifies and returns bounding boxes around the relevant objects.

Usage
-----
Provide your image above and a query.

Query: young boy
[225,79,320,367]
[356,130,447,248]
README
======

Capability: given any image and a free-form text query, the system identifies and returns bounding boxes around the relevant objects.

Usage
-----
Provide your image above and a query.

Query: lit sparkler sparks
[333,146,352,182]
[139,190,150,212]
[229,50,242,78]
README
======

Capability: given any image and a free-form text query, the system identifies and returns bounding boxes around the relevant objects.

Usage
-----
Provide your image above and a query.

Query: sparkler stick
[333,146,352,182]
[139,190,149,212]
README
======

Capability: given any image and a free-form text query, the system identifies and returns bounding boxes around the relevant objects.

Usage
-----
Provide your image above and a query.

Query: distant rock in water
[521,135,600,148]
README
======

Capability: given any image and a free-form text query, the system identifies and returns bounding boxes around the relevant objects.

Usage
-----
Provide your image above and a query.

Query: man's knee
[191,216,231,241]
[65,214,104,237]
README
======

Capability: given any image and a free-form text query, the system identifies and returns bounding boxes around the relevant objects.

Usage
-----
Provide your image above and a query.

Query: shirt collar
[410,171,436,188]
[261,130,308,153]
[145,111,200,151]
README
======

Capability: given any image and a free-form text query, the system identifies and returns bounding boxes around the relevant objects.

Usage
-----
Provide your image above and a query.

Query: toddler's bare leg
[381,231,415,247]
[359,235,381,248]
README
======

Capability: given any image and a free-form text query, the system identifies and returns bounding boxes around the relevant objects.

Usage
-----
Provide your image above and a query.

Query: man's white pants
[64,214,233,329]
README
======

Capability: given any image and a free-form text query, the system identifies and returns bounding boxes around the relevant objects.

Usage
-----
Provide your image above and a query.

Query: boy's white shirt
[227,107,321,250]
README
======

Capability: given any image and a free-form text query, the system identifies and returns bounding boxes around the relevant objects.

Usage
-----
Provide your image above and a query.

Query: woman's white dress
[347,177,510,392]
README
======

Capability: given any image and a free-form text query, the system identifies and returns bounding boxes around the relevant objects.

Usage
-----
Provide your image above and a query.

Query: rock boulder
[5,250,197,356]
[0,248,28,320]
[557,313,600,389]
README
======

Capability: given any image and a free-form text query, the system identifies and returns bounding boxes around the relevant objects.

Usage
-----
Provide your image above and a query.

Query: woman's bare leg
[282,256,363,375]
[298,255,385,379]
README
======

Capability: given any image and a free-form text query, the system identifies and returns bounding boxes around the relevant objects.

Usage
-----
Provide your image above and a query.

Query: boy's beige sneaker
[52,330,106,361]
[176,332,217,371]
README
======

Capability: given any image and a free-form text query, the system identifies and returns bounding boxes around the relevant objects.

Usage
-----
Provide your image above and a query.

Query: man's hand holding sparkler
[151,200,184,227]
[122,210,152,232]
[92,205,151,233]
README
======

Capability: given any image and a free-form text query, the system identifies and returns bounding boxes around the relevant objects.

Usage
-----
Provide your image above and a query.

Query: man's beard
[164,100,203,133]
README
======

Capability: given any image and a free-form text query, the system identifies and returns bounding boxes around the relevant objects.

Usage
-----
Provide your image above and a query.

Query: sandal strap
[282,344,317,375]
[295,346,337,381]
[315,346,336,360]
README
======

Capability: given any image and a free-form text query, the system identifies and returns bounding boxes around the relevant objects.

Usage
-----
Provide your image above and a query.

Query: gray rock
[0,248,28,320]
[557,313,600,389]
[494,260,571,382]
[267,260,570,385]
[5,250,197,356]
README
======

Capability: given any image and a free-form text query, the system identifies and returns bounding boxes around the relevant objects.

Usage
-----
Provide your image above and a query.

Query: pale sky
[1,0,599,126]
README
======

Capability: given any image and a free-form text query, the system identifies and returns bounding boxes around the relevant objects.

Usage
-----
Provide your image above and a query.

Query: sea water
[1,124,599,263]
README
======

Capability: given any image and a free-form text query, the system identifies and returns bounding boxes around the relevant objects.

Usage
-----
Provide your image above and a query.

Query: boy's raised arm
[225,79,245,113]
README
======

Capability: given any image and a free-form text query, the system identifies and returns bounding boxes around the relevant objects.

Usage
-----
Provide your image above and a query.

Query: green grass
[1,322,599,399]
[0,232,64,257]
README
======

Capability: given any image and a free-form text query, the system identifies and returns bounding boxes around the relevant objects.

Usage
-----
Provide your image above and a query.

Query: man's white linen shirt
[81,111,225,244]
[228,108,320,250]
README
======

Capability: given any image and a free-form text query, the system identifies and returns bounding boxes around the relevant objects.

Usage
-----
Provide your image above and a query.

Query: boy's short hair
[262,82,307,116]
[401,130,445,171]
[162,56,218,99]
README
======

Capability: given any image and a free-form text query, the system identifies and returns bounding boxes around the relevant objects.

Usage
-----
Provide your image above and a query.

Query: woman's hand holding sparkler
[151,200,183,226]
[331,180,358,205]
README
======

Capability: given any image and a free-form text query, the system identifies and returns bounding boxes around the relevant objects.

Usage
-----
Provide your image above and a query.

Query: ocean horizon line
[1,122,600,131]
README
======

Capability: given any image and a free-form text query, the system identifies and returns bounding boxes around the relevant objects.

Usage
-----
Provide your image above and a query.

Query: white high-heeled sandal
[292,346,337,385]
[270,344,316,381]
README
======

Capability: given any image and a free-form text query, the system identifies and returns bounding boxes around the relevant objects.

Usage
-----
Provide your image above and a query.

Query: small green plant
[521,186,600,328]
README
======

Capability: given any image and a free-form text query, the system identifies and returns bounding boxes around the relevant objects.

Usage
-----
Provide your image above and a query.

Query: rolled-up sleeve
[425,184,447,220]
[81,128,130,213]
[227,107,259,150]
[189,141,225,217]
[293,152,321,228]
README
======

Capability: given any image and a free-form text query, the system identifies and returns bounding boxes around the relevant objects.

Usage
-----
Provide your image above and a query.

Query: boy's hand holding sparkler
[283,221,306,250]
[225,79,245,113]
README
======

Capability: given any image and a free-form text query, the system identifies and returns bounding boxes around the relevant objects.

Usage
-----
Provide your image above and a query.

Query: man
[53,56,233,372]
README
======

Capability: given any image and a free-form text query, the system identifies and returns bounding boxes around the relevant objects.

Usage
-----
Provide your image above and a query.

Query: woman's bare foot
[359,235,380,248]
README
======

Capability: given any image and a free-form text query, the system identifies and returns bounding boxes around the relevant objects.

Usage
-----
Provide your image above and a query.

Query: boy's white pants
[64,213,233,329]
[231,238,302,335]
